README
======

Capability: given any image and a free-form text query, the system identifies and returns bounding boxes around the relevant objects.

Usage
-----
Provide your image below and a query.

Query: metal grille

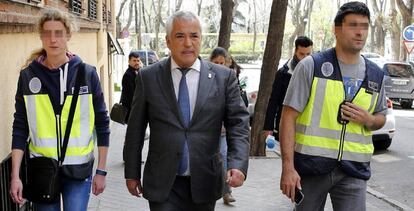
[69,0,82,15]
[102,3,107,24]
[88,0,97,20]
[107,10,112,24]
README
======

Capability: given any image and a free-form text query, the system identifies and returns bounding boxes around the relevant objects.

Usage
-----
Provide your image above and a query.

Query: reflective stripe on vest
[295,77,378,162]
[24,94,95,165]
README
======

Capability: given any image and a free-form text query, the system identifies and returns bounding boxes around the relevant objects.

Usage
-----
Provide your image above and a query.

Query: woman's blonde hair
[22,9,76,68]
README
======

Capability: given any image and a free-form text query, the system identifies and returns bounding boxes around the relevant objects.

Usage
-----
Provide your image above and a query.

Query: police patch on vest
[368,81,379,92]
[72,86,89,94]
[79,86,89,94]
[29,77,42,94]
[321,62,334,77]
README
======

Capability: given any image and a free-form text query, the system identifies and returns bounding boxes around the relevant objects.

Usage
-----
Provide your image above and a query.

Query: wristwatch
[96,169,107,176]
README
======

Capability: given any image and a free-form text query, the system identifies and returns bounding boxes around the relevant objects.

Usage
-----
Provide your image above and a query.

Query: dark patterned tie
[177,68,190,175]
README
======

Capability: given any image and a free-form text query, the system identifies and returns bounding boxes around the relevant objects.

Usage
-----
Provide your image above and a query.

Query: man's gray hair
[165,11,202,37]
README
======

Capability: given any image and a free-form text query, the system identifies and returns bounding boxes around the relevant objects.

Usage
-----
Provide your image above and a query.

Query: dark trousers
[149,176,216,211]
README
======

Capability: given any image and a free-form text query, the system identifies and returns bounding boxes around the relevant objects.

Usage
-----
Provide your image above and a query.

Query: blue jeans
[34,176,92,211]
[219,135,231,194]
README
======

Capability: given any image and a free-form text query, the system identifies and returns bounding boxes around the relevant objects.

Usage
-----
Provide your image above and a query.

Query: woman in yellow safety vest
[9,9,110,211]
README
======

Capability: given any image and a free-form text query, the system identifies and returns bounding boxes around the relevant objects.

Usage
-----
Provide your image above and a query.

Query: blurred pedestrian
[120,51,142,123]
[279,2,387,210]
[210,46,236,205]
[229,57,248,108]
[263,36,313,140]
[9,9,109,210]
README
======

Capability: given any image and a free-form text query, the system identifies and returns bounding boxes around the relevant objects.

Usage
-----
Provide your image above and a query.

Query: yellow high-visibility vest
[24,81,95,165]
[295,77,378,162]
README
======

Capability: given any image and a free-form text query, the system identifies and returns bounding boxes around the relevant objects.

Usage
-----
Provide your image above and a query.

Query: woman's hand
[10,178,24,205]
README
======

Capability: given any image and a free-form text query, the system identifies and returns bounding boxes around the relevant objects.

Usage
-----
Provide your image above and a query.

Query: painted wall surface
[0,31,110,159]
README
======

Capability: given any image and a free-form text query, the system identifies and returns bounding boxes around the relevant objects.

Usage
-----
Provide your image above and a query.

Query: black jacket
[120,66,138,122]
[263,61,292,135]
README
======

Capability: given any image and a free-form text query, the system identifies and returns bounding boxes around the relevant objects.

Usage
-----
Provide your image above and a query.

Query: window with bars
[107,10,112,24]
[102,3,108,24]
[88,0,97,20]
[102,2,112,25]
[69,0,82,15]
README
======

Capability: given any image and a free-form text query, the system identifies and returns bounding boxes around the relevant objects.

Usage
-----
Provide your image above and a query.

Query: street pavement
[87,121,402,211]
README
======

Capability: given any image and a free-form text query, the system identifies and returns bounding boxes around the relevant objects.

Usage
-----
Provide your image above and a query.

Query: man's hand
[280,167,301,203]
[92,174,106,196]
[126,179,143,197]
[227,169,245,187]
[341,102,374,127]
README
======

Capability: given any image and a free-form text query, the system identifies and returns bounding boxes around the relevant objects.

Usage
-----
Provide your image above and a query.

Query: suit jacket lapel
[192,60,215,124]
[156,58,185,126]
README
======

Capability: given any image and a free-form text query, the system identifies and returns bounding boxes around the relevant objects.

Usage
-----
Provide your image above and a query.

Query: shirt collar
[170,57,201,72]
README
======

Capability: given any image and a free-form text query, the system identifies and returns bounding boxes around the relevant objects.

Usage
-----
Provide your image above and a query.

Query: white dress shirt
[170,58,201,120]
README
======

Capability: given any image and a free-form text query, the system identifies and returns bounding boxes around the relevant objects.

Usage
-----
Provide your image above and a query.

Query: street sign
[403,40,414,54]
[403,25,414,41]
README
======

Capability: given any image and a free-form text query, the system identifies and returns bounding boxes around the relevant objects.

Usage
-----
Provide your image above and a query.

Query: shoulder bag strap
[60,63,85,165]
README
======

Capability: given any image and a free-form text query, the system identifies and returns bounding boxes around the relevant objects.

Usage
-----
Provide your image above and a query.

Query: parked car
[372,97,396,150]
[382,62,414,109]
[137,50,159,66]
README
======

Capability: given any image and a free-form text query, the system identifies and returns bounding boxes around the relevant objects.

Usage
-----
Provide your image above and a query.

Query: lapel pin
[208,73,212,79]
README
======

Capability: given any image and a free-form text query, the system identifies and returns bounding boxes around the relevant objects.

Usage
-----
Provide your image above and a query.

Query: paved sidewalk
[88,122,398,211]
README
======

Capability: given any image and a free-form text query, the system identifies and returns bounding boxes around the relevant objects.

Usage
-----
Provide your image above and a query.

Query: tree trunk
[196,0,203,16]
[250,0,289,156]
[371,0,386,55]
[141,0,149,33]
[153,0,163,52]
[120,0,135,38]
[389,0,401,60]
[252,0,257,52]
[374,18,386,55]
[395,0,413,61]
[370,25,375,52]
[175,0,183,11]
[218,0,235,50]
[135,0,142,49]
[286,0,314,57]
[116,0,128,38]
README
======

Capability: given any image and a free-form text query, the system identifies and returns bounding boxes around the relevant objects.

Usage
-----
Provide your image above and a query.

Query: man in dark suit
[120,51,142,123]
[123,11,250,211]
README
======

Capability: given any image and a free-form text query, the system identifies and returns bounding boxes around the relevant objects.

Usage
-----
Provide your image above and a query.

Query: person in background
[120,51,142,123]
[123,11,249,211]
[9,9,109,210]
[263,36,313,140]
[210,46,236,205]
[229,57,248,108]
[279,2,387,210]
